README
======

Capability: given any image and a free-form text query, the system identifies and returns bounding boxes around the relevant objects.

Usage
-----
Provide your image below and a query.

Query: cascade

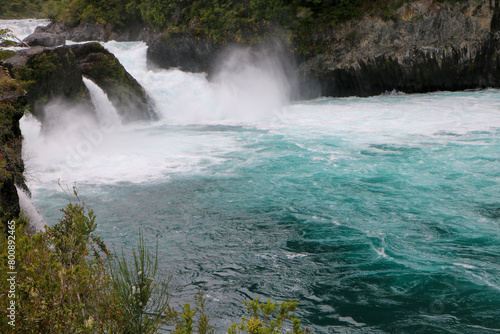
[15,185,45,232]
[82,77,122,126]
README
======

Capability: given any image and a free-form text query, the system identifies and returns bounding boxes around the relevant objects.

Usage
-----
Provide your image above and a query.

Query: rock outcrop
[0,41,157,226]
[299,0,500,97]
[3,46,91,122]
[144,0,500,97]
[147,33,218,73]
[23,32,66,47]
[0,66,27,227]
[69,42,157,122]
[25,20,157,45]
[2,43,156,123]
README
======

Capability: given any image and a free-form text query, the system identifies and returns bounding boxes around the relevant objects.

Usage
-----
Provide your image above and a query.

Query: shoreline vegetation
[0,188,310,333]
[1,0,470,54]
[1,0,402,47]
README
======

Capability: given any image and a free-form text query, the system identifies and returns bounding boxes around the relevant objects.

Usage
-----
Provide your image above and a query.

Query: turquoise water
[18,40,500,333]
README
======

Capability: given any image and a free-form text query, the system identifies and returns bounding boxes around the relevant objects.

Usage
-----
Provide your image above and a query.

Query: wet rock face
[0,66,27,227]
[23,32,66,47]
[147,33,217,73]
[3,46,90,122]
[299,0,500,97]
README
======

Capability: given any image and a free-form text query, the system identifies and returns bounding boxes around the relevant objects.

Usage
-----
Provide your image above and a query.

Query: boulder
[147,33,218,73]
[23,32,65,47]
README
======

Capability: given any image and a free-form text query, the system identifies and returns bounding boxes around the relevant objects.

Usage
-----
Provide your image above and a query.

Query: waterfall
[82,77,122,126]
[15,185,45,232]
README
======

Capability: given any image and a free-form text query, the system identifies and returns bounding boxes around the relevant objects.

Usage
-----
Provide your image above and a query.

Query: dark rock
[31,20,108,42]
[298,0,500,97]
[29,20,159,43]
[2,43,156,124]
[69,42,157,122]
[147,33,218,73]
[0,66,28,227]
[3,46,92,122]
[23,32,66,47]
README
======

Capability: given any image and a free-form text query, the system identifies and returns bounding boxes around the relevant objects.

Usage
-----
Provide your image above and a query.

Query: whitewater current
[2,20,500,333]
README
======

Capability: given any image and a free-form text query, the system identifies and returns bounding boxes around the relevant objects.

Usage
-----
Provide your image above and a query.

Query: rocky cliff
[69,43,157,121]
[141,0,500,98]
[0,66,27,227]
[299,0,500,97]
[0,41,156,227]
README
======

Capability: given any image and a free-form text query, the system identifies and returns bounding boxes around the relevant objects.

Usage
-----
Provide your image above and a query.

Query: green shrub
[0,190,123,333]
[228,298,310,334]
[111,230,172,334]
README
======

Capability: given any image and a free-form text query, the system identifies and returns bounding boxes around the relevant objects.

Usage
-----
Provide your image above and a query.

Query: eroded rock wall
[300,0,500,96]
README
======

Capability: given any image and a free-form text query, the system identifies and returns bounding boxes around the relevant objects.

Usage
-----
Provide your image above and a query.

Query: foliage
[0,0,47,19]
[228,298,309,334]
[0,190,124,333]
[111,230,172,334]
[171,291,214,334]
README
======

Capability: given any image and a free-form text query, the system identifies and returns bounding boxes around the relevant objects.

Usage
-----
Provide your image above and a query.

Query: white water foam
[103,41,291,125]
[82,77,122,125]
[0,19,50,41]
[18,38,500,189]
[15,185,45,231]
[103,41,500,137]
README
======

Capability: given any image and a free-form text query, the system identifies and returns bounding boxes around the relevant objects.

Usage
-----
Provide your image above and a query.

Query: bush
[111,230,172,334]
[0,190,123,333]
[228,299,309,334]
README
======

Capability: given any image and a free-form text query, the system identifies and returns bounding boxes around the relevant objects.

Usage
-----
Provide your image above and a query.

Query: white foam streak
[278,91,500,141]
[15,185,45,231]
[83,77,122,125]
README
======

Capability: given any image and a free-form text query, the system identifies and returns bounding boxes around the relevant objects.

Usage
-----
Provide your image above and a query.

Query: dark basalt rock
[298,0,500,97]
[147,33,218,73]
[0,66,28,228]
[2,43,156,123]
[23,32,66,47]
[3,46,91,122]
[31,20,159,44]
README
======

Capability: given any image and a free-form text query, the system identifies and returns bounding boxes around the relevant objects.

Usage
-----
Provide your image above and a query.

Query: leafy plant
[228,298,310,334]
[0,189,123,333]
[171,290,214,334]
[111,229,173,334]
